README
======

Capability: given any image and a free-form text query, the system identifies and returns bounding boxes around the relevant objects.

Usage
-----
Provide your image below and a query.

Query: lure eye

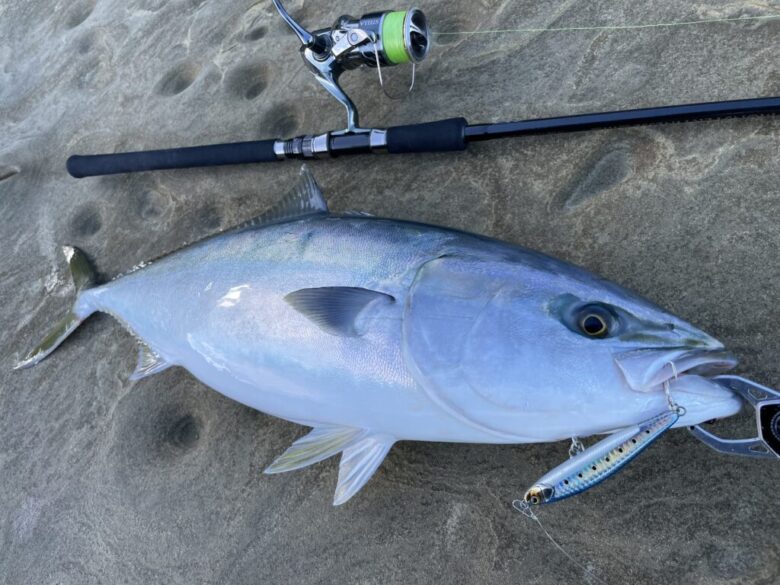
[524,485,552,505]
[524,486,543,505]
[579,313,608,337]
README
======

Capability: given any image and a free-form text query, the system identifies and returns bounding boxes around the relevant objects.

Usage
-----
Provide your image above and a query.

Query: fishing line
[371,34,416,100]
[513,499,608,585]
[432,14,780,38]
[568,436,585,458]
[664,361,686,416]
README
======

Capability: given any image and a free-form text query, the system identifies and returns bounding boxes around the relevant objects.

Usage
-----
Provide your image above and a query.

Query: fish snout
[665,321,724,351]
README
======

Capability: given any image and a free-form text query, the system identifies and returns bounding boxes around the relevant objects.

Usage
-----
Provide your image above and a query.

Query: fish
[16,167,742,505]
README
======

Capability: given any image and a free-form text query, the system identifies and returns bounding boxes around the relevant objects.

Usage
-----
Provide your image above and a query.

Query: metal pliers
[689,375,780,459]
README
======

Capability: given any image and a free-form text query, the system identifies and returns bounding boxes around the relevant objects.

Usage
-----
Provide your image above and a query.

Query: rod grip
[66,139,279,178]
[386,117,468,154]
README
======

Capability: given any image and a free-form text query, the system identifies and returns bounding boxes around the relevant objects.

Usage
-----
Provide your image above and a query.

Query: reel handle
[272,0,328,54]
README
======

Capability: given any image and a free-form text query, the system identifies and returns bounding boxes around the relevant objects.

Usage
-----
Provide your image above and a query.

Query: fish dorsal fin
[284,287,394,337]
[129,344,173,381]
[342,210,373,217]
[264,426,364,474]
[334,434,395,505]
[237,165,328,231]
[125,167,329,271]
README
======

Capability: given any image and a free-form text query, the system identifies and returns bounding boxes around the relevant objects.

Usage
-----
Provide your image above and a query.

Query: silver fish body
[18,170,742,503]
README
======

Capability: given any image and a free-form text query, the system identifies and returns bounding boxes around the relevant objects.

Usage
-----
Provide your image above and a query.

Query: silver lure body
[19,171,742,504]
[524,409,679,504]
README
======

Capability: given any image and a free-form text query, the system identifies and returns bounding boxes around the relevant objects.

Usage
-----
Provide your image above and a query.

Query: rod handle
[67,139,280,178]
[386,117,468,154]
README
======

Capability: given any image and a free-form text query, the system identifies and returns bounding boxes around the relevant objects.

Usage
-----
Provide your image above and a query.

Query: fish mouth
[614,347,742,425]
[614,347,738,392]
[665,374,744,426]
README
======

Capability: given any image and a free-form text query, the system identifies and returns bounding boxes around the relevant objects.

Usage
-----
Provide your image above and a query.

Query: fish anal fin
[284,287,394,337]
[129,344,173,381]
[264,426,364,474]
[334,434,394,506]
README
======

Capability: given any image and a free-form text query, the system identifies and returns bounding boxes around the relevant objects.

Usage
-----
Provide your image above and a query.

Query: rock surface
[1,1,778,583]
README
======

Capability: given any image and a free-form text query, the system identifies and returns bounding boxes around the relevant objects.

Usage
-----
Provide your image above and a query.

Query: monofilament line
[513,499,608,585]
[432,14,780,37]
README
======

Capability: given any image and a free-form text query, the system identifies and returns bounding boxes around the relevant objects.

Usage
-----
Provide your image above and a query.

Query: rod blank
[465,97,780,141]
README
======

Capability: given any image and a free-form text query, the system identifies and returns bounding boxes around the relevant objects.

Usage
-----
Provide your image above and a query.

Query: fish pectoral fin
[129,344,173,381]
[284,287,394,337]
[334,434,395,506]
[264,426,364,474]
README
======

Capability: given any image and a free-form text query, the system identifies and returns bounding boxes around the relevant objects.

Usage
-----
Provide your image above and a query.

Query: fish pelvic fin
[264,426,395,505]
[14,246,98,370]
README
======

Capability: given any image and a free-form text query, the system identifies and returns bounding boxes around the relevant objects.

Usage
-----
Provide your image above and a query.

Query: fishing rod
[66,1,780,178]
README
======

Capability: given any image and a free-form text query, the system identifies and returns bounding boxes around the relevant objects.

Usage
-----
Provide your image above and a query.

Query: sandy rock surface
[1,1,778,583]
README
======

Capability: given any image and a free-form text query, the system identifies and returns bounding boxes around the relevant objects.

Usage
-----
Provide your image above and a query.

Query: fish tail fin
[14,246,99,370]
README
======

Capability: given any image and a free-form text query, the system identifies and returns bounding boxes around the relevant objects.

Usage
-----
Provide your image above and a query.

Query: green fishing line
[432,14,780,37]
[382,11,412,64]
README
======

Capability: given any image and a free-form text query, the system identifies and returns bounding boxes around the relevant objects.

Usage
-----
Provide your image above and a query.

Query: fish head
[519,274,742,430]
[404,253,742,440]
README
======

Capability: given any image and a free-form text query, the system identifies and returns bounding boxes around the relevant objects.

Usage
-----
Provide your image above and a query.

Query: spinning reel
[272,0,430,134]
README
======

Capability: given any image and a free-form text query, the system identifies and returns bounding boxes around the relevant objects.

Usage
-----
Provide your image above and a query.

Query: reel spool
[273,0,430,134]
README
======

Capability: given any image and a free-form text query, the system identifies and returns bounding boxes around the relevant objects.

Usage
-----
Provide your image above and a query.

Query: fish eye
[573,303,618,339]
[580,313,608,337]
[552,296,623,339]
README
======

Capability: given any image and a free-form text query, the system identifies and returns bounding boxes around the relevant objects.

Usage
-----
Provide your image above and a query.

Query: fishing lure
[524,410,679,505]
